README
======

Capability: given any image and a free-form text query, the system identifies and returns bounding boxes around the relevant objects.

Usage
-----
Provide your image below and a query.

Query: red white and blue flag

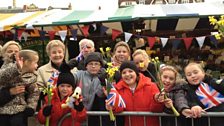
[106,87,126,108]
[48,71,59,86]
[196,82,224,109]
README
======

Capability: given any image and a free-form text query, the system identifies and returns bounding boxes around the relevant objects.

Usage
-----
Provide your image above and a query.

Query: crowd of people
[0,38,223,126]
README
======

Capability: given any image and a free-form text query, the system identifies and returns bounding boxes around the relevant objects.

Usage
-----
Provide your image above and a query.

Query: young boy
[73,52,107,126]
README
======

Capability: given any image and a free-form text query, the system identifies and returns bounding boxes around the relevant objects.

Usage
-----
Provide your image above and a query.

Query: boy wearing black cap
[37,62,86,126]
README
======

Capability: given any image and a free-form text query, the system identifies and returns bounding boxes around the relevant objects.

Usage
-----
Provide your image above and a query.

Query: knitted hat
[120,61,139,76]
[57,61,75,88]
[84,52,104,67]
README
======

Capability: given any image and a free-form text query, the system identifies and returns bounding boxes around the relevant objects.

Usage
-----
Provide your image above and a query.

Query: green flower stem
[109,109,115,121]
[45,88,52,126]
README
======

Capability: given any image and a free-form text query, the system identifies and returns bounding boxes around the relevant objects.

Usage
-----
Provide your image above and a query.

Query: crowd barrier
[56,111,224,126]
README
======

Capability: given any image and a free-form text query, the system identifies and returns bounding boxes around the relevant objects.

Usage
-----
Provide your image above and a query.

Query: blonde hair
[184,62,205,73]
[19,49,39,62]
[2,41,22,55]
[79,38,95,49]
[113,41,131,55]
[160,65,179,80]
[132,49,149,60]
[0,45,2,57]
[46,40,65,56]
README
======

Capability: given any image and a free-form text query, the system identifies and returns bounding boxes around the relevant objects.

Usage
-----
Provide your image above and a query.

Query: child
[0,49,39,126]
[184,62,224,126]
[73,52,108,126]
[132,49,157,82]
[37,61,86,126]
[159,65,192,126]
[107,61,164,126]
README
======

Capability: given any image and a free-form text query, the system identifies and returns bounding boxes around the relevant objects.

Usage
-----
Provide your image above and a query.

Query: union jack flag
[196,82,224,109]
[106,86,126,108]
[47,71,59,86]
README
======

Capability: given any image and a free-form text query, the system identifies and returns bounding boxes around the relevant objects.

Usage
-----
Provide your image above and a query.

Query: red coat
[37,89,87,126]
[114,73,163,126]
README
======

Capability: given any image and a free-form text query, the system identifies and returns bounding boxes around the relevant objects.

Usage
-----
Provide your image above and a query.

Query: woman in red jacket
[37,62,86,126]
[109,61,164,126]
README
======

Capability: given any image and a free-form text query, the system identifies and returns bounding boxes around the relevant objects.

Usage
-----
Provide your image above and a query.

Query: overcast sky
[0,0,118,10]
[0,0,222,9]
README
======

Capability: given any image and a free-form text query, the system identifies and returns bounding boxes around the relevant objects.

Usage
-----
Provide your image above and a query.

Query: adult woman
[37,40,76,111]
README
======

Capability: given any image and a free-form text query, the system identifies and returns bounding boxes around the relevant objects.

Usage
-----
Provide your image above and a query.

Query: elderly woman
[36,40,77,110]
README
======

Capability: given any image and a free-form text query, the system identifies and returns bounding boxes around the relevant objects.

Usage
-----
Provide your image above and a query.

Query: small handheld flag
[196,82,224,110]
[106,86,126,108]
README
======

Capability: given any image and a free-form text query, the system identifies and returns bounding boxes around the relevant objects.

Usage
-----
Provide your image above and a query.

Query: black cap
[84,52,104,67]
[120,61,139,76]
[57,61,75,88]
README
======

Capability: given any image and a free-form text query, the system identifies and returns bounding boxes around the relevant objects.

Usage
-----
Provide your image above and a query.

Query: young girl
[0,49,39,126]
[132,49,157,82]
[107,61,164,126]
[37,62,86,126]
[184,62,224,126]
[159,65,192,126]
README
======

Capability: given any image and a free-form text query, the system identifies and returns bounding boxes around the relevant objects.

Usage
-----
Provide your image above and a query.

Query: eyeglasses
[87,62,101,67]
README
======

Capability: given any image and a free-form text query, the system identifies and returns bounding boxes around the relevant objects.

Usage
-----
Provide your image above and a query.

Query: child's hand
[154,92,165,103]
[105,100,114,111]
[164,98,173,108]
[9,85,25,95]
[43,105,52,117]
[73,102,84,112]
[182,108,193,117]
[15,54,23,70]
[191,105,206,118]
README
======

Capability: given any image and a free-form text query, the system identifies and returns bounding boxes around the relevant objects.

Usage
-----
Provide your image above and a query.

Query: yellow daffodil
[100,47,105,55]
[215,34,221,39]
[139,62,145,68]
[106,47,111,52]
[209,15,224,39]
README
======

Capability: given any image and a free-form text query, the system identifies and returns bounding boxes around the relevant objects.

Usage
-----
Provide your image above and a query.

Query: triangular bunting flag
[147,37,156,49]
[172,39,182,49]
[22,32,29,42]
[124,32,132,42]
[58,30,67,42]
[70,29,78,40]
[38,30,46,41]
[183,37,193,50]
[81,25,89,37]
[100,25,109,36]
[160,37,169,48]
[48,31,56,40]
[209,35,218,48]
[17,29,24,41]
[26,24,34,29]
[112,29,122,41]
[196,36,206,49]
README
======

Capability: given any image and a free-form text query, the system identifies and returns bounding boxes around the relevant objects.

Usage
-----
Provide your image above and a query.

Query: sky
[0,0,118,10]
[0,0,222,10]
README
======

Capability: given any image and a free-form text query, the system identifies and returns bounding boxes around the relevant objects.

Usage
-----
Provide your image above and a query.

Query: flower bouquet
[100,47,112,62]
[41,72,59,126]
[209,15,224,39]
[152,57,180,116]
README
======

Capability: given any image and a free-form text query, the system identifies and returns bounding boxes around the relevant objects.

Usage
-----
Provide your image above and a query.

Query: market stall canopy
[0,1,223,32]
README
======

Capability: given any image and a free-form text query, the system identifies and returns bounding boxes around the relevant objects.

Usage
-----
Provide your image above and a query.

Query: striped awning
[0,2,223,32]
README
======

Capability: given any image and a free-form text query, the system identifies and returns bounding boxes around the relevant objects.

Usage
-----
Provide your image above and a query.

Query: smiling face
[161,70,176,92]
[184,64,205,85]
[58,83,73,100]
[121,68,137,88]
[86,61,101,75]
[49,46,64,66]
[133,53,149,71]
[114,46,130,63]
